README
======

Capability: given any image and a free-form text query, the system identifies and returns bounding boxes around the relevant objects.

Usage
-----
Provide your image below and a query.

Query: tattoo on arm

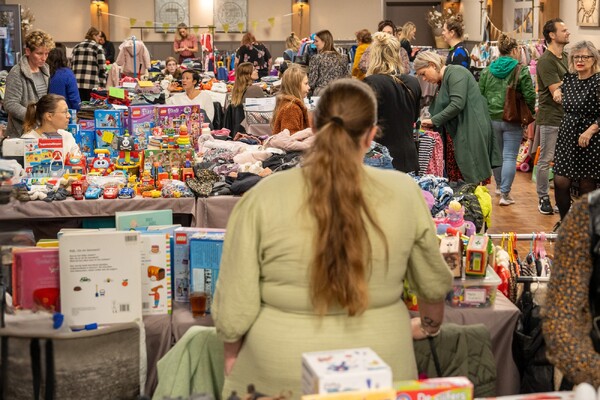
[422,317,441,329]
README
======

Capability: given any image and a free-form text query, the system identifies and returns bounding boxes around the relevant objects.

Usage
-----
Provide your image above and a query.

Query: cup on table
[190,291,207,317]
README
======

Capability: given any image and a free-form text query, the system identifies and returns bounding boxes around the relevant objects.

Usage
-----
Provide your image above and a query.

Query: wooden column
[291,1,310,39]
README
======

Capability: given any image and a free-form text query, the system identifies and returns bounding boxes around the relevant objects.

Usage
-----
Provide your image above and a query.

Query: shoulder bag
[502,65,535,126]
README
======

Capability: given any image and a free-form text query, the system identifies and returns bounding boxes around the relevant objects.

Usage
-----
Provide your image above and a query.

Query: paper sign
[109,87,126,99]
[0,27,7,40]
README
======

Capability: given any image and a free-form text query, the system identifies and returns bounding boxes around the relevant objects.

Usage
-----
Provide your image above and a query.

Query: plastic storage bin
[446,266,501,308]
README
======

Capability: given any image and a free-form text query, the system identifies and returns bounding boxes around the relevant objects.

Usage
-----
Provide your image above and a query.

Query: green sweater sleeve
[431,68,469,128]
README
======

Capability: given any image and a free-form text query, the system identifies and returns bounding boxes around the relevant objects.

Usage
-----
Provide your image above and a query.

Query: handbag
[502,65,535,126]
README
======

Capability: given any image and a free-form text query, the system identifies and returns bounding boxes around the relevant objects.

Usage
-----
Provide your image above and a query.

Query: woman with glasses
[21,94,80,158]
[552,40,600,223]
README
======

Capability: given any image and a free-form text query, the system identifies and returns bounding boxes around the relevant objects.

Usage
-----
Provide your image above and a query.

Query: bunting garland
[99,10,295,34]
[485,9,533,40]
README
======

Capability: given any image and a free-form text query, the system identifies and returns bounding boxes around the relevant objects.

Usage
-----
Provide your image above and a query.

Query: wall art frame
[154,0,189,33]
[214,0,248,33]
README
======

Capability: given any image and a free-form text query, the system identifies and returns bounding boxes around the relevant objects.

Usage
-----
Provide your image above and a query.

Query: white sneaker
[499,193,515,206]
[495,187,501,196]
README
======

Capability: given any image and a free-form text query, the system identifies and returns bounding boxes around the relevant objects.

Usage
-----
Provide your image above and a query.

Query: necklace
[579,0,597,23]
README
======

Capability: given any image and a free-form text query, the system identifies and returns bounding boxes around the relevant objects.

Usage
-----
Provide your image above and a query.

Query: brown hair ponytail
[22,94,66,133]
[303,78,388,316]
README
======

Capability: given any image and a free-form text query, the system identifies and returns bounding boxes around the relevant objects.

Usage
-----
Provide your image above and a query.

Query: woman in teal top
[212,79,453,397]
[417,51,501,184]
[479,34,536,206]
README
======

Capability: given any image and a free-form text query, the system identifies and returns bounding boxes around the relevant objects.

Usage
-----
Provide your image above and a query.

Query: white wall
[559,0,600,44]
[8,0,383,44]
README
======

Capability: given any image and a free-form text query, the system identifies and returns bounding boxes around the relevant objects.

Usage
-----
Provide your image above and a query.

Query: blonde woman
[415,50,501,183]
[398,21,418,62]
[173,23,199,63]
[271,64,310,134]
[213,78,452,397]
[363,32,421,173]
[280,32,301,75]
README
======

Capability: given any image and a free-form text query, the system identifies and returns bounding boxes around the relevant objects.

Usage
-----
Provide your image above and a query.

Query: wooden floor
[485,170,560,255]
[486,170,560,235]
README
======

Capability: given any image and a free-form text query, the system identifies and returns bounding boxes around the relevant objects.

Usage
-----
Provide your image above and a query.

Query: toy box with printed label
[394,377,473,400]
[23,137,64,177]
[140,233,172,316]
[301,389,396,400]
[129,105,155,150]
[94,109,125,130]
[189,232,225,313]
[446,266,501,308]
[58,230,143,326]
[155,105,202,148]
[173,228,225,302]
[301,348,392,395]
[95,128,121,158]
[75,130,96,160]
[142,148,194,181]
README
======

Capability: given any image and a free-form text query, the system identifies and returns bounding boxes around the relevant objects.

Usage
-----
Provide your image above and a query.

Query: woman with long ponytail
[213,79,452,397]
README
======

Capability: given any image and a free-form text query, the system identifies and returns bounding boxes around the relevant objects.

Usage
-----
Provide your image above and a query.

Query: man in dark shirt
[536,18,570,215]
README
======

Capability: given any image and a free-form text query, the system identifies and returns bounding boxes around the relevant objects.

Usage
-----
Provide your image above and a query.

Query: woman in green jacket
[417,51,501,184]
[479,34,536,206]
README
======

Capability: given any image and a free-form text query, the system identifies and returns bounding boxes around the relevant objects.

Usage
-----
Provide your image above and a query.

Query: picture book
[12,247,60,311]
[173,228,225,302]
[115,210,173,231]
[189,232,225,313]
[59,231,142,326]
[140,233,172,315]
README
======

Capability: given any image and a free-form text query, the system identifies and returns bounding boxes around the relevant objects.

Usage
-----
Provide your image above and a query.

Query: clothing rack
[486,233,557,241]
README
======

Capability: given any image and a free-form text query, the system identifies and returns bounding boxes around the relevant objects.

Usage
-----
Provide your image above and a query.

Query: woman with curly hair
[4,29,54,137]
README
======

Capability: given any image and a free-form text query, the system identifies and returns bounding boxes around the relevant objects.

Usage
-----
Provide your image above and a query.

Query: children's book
[12,247,60,311]
[59,231,142,326]
[115,210,173,231]
[140,233,172,315]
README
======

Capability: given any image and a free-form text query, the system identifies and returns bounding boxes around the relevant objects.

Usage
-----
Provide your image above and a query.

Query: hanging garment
[116,38,151,77]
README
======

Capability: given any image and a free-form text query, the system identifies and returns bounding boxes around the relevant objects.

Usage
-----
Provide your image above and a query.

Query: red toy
[89,149,115,176]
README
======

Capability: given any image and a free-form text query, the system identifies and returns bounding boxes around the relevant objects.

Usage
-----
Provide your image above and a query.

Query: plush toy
[28,184,49,200]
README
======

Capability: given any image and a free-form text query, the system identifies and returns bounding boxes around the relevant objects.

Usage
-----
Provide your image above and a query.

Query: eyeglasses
[573,55,594,61]
[51,111,70,116]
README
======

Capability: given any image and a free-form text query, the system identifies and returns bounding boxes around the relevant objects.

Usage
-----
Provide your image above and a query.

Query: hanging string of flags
[485,9,533,40]
[101,10,290,34]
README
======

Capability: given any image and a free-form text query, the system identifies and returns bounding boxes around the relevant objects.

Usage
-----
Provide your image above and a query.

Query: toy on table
[176,125,191,148]
[435,200,476,237]
[465,234,490,276]
[64,152,87,175]
[440,235,463,278]
[88,149,114,176]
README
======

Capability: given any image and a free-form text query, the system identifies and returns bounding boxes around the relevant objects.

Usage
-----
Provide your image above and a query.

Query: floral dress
[308,51,348,95]
[236,43,271,78]
[554,72,600,179]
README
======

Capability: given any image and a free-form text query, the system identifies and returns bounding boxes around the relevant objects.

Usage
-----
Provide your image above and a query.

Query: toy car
[118,187,135,199]
[103,186,119,199]
[84,186,103,200]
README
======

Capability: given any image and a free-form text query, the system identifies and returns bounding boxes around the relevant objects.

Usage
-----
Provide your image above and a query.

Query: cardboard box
[128,105,155,149]
[115,209,173,231]
[172,227,225,302]
[301,348,392,395]
[394,377,473,399]
[189,233,225,313]
[446,266,501,308]
[302,389,396,400]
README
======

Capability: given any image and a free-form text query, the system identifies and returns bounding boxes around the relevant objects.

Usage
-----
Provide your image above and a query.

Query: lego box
[394,377,473,400]
[302,348,392,395]
[172,228,225,302]
[189,232,226,313]
[129,105,155,149]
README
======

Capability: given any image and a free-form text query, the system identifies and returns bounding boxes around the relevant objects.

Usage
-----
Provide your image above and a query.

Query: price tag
[464,288,486,304]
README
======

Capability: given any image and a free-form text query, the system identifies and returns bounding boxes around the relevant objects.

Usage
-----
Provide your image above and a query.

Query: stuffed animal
[28,184,49,200]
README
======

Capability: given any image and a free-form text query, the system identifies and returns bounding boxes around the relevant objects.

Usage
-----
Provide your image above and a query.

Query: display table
[0,197,197,222]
